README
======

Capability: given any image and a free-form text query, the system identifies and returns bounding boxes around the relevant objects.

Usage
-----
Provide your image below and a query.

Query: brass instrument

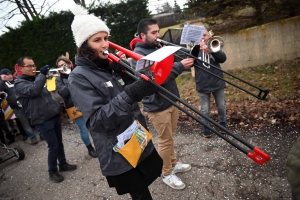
[202,30,225,68]
[34,64,71,75]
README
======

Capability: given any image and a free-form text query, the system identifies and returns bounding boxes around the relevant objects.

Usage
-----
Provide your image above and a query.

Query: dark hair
[77,41,99,62]
[16,56,33,67]
[137,18,158,39]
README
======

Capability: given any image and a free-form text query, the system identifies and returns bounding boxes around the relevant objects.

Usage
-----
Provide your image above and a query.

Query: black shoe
[49,171,64,183]
[22,135,28,141]
[59,162,77,172]
[203,132,212,138]
[87,144,98,158]
[7,138,15,145]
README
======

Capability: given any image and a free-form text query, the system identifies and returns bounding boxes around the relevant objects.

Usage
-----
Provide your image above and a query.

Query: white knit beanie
[71,4,110,48]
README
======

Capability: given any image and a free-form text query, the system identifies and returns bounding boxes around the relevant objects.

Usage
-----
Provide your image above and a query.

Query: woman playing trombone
[68,4,162,200]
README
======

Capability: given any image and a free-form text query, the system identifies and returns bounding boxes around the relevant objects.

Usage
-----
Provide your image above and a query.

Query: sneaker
[162,174,185,190]
[59,162,77,172]
[88,148,98,158]
[173,162,191,174]
[30,138,38,145]
[49,171,64,183]
[203,132,212,138]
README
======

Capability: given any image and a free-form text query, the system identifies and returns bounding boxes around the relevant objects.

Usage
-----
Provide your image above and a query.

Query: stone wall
[219,15,300,70]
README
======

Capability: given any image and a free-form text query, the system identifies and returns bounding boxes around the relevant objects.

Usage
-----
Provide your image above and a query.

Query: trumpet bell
[207,36,224,53]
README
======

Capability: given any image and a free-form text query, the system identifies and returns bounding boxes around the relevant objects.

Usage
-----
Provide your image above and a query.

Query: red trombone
[105,41,271,166]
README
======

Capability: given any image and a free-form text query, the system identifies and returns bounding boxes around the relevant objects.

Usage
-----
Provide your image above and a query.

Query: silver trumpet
[202,30,224,68]
[34,64,72,74]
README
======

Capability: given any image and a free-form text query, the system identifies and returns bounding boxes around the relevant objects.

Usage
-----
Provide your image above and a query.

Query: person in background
[14,56,77,183]
[116,51,127,61]
[131,18,193,190]
[68,4,162,199]
[55,55,97,158]
[192,28,227,138]
[0,91,14,145]
[0,68,39,145]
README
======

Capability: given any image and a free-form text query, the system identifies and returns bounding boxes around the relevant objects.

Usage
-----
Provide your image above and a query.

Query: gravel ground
[0,115,299,200]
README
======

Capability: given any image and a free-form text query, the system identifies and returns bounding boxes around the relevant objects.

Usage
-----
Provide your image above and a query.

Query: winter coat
[68,56,153,176]
[132,42,185,112]
[14,74,61,125]
[194,50,227,93]
[56,74,74,109]
[0,79,21,109]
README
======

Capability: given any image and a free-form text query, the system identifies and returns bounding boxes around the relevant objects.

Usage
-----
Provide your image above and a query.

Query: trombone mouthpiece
[102,50,109,55]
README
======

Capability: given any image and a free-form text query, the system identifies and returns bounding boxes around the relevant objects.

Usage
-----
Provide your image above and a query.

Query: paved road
[0,117,299,200]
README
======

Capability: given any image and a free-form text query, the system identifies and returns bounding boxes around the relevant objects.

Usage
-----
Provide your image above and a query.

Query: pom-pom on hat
[71,4,110,48]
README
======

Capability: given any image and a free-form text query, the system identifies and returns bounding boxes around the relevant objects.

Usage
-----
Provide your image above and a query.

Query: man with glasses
[14,56,77,183]
[0,68,38,145]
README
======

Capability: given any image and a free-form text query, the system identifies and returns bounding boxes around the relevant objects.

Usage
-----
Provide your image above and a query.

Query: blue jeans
[35,115,66,173]
[199,89,226,133]
[74,116,91,146]
[13,108,37,140]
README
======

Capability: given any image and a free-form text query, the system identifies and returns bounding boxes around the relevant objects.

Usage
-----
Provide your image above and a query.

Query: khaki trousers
[148,105,179,176]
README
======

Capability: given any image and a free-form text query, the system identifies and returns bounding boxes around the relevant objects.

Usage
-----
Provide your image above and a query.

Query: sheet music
[180,24,205,45]
[136,46,181,71]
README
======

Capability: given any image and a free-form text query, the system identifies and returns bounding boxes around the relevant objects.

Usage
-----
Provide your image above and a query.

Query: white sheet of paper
[180,24,205,45]
[136,46,181,71]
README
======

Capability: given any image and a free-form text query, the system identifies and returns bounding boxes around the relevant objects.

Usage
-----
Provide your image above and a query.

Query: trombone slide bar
[157,38,269,100]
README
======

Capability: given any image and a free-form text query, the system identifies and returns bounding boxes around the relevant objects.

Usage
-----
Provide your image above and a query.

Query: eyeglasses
[203,34,207,36]
[23,64,36,68]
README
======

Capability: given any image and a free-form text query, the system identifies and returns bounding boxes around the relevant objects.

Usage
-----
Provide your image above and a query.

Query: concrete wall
[220,16,300,70]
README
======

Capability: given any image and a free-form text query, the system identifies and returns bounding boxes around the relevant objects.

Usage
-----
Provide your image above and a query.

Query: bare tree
[155,1,173,14]
[0,0,59,30]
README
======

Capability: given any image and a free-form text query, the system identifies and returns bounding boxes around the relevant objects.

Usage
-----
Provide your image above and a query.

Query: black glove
[0,92,7,101]
[109,61,125,72]
[124,79,158,103]
[40,65,50,75]
[191,45,200,57]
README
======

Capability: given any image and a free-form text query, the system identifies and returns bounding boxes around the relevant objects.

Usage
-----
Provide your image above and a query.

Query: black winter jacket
[68,56,153,176]
[194,50,227,93]
[56,74,74,109]
[14,74,61,125]
[132,42,185,112]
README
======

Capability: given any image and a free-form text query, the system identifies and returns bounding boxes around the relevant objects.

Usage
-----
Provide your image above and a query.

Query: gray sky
[0,0,187,34]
